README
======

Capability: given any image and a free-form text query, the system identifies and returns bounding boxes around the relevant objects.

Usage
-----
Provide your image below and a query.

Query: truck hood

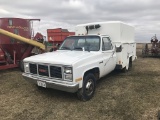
[24,50,97,65]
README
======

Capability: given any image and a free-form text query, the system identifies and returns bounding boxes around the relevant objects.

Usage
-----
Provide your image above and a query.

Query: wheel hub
[86,81,92,89]
[85,79,93,95]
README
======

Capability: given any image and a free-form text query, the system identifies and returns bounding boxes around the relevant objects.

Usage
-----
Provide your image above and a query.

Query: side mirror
[116,45,122,52]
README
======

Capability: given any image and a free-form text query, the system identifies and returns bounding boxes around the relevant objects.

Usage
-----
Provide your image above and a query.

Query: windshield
[59,36,100,51]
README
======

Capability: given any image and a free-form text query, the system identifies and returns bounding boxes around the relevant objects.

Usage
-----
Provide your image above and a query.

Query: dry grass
[0,43,160,120]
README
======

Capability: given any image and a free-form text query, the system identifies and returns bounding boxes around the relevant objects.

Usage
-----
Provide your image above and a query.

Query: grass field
[0,44,160,120]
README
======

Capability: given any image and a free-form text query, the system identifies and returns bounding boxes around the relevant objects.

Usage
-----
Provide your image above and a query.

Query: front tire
[77,73,96,101]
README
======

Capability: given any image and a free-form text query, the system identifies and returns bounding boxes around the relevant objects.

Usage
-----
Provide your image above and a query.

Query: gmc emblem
[39,69,47,73]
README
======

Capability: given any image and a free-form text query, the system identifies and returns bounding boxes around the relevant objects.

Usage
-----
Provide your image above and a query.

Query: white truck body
[22,21,136,101]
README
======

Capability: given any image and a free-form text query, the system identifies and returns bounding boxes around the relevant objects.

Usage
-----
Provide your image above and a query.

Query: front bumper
[22,73,79,93]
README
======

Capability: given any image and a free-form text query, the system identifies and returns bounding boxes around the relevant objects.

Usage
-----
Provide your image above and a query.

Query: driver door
[102,37,116,76]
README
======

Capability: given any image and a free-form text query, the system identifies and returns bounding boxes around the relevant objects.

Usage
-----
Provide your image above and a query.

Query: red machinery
[142,34,160,57]
[47,28,75,51]
[0,18,45,70]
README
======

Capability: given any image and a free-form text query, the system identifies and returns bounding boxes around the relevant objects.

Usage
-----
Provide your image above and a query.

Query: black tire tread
[77,73,96,101]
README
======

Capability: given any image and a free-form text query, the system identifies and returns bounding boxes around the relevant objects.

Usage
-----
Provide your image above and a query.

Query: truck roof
[68,34,110,38]
[76,21,133,27]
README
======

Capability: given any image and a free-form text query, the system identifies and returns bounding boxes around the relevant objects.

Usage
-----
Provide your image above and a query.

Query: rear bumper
[22,73,79,93]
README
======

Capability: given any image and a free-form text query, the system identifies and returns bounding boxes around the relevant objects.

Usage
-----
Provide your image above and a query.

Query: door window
[102,37,112,51]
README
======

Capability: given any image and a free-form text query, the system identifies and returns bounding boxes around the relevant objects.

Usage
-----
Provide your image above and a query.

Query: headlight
[64,74,72,80]
[64,66,72,81]
[64,67,72,74]
[24,63,30,73]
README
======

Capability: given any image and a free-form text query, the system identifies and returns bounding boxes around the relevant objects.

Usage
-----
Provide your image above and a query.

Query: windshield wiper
[74,47,83,51]
[60,47,71,50]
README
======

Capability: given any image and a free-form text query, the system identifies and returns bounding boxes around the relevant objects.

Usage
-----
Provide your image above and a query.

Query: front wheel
[77,73,96,101]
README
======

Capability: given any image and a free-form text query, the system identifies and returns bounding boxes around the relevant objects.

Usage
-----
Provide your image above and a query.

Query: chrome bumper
[22,73,79,93]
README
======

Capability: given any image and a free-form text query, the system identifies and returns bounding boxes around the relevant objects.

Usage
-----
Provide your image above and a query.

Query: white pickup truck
[22,21,136,101]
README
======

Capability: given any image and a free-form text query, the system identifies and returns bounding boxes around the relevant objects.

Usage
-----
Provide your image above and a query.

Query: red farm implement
[0,18,45,70]
[142,35,160,57]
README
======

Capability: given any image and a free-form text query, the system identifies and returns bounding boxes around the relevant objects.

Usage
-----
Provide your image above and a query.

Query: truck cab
[59,35,116,77]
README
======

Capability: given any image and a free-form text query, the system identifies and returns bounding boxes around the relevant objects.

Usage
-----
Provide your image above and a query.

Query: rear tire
[129,57,132,70]
[122,66,127,73]
[77,73,96,101]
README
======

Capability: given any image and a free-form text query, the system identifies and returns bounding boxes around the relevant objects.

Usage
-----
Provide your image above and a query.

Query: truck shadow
[96,69,131,89]
[35,70,129,101]
[36,85,78,101]
[35,70,125,101]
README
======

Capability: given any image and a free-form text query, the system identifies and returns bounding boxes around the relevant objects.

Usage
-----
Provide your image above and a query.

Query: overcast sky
[0,0,160,42]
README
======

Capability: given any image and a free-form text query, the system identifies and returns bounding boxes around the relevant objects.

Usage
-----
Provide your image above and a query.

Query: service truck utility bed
[76,22,136,69]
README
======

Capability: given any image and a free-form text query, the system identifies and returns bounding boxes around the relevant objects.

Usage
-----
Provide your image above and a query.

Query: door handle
[111,51,115,57]
[99,61,103,64]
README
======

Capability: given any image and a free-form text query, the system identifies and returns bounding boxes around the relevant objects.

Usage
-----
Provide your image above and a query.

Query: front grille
[29,63,37,74]
[50,66,62,78]
[38,65,49,77]
[29,63,62,79]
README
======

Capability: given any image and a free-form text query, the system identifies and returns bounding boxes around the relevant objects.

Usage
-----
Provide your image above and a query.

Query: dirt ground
[0,43,160,120]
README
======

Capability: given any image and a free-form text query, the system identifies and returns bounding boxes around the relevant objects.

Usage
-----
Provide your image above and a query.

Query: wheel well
[129,56,132,62]
[129,56,132,68]
[84,67,99,80]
